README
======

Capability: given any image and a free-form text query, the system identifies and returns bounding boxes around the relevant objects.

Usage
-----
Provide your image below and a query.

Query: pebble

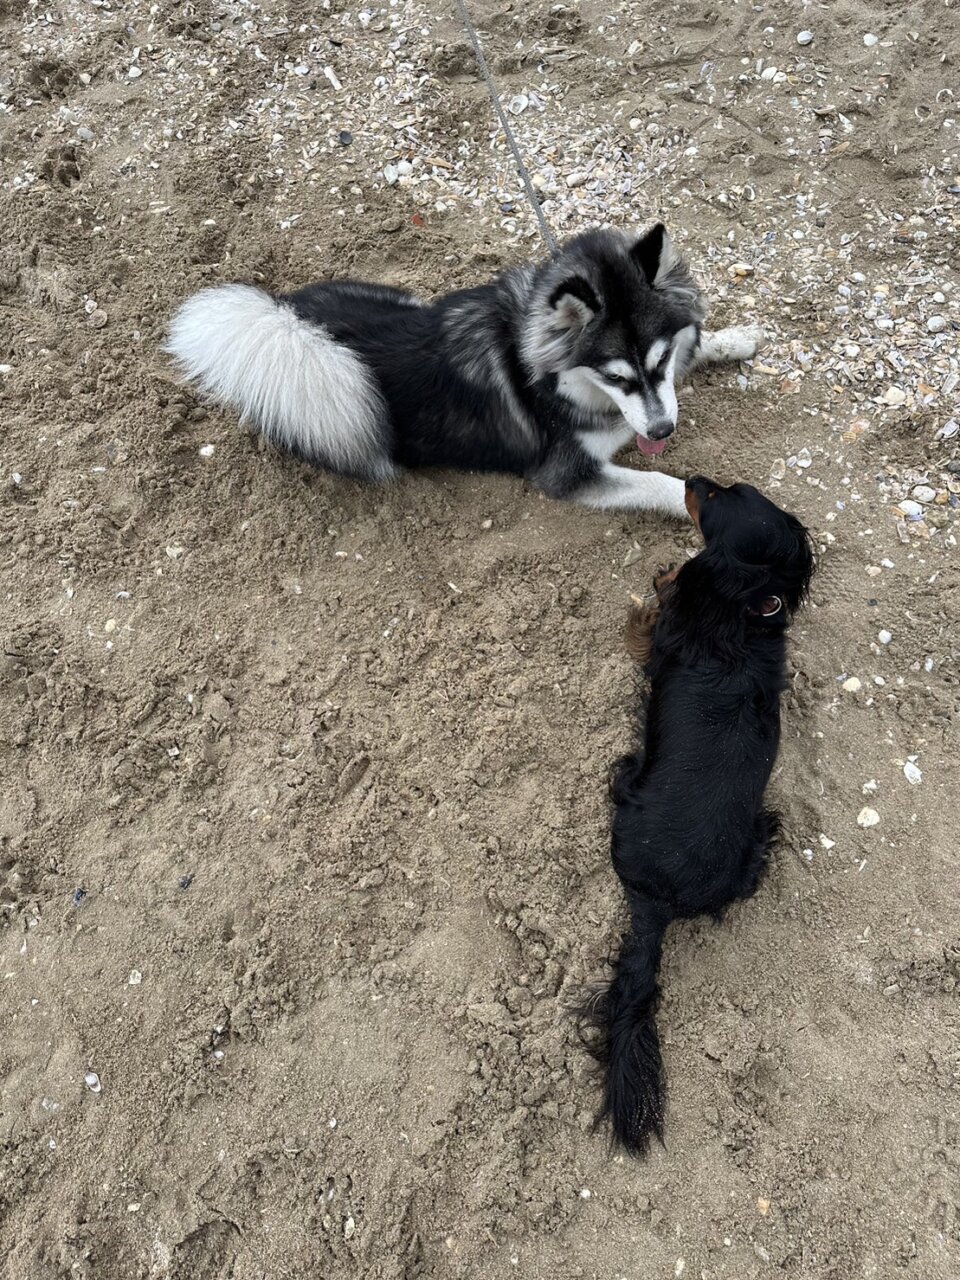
[882,386,907,406]
[344,1217,356,1240]
[84,1071,102,1093]
[911,485,936,504]
[104,618,117,634]
[338,130,353,147]
[128,969,142,985]
[127,66,143,79]
[566,171,590,187]
[857,807,880,828]
[760,66,779,81]
[0,364,12,375]
[88,311,108,329]
[199,444,215,458]
[841,676,862,692]
[897,499,923,517]
[77,127,94,142]
[926,315,946,333]
[878,629,893,644]
[797,31,814,46]
[903,761,922,785]
[383,163,398,185]
[863,33,879,47]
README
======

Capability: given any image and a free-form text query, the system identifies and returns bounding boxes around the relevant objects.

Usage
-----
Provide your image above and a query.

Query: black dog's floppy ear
[631,223,678,288]
[548,276,600,331]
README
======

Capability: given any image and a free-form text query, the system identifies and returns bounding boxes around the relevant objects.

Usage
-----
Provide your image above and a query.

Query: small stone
[882,386,907,406]
[104,618,117,634]
[760,66,779,81]
[338,130,353,146]
[819,833,836,850]
[383,164,398,185]
[566,171,590,187]
[128,969,142,985]
[88,311,108,329]
[84,1071,102,1093]
[797,31,814,46]
[841,676,862,692]
[857,807,880,828]
[770,458,786,480]
[903,761,922,785]
[878,629,892,645]
[912,485,936,503]
[344,1217,356,1240]
[480,518,493,530]
[0,364,12,375]
[863,33,879,47]
[897,499,924,518]
[199,444,215,458]
[757,1197,771,1214]
[77,126,94,142]
[127,66,142,79]
[579,1187,592,1199]
[926,315,946,333]
[165,545,185,559]
[795,447,812,469]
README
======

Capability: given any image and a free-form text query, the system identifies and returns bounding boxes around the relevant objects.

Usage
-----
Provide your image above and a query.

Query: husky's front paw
[701,324,764,363]
[658,474,689,519]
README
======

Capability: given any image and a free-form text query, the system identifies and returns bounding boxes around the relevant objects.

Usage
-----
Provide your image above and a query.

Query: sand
[1,0,959,1276]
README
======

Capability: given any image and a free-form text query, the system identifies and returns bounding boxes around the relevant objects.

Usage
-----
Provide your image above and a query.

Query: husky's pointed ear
[548,276,600,331]
[631,223,678,287]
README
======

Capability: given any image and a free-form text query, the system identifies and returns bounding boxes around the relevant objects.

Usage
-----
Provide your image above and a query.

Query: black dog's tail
[583,893,673,1155]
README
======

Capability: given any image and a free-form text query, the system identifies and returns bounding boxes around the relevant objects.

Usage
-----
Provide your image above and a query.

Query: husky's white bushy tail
[165,284,392,479]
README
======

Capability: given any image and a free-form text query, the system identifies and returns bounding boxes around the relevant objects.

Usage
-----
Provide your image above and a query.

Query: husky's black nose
[646,420,675,441]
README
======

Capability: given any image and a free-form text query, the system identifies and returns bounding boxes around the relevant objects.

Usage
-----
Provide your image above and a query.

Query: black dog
[583,475,814,1155]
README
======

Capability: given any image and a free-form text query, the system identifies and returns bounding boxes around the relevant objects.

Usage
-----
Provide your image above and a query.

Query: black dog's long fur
[584,475,815,1155]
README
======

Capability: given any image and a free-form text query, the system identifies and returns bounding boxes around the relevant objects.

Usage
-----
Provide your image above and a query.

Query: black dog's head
[679,475,814,627]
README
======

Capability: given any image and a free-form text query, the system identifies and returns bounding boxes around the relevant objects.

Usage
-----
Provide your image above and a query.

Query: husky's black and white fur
[167,225,760,519]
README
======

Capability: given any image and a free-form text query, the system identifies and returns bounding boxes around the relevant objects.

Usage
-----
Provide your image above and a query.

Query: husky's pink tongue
[636,435,668,456]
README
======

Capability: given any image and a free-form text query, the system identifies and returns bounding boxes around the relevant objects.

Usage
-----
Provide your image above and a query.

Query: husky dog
[166,225,761,518]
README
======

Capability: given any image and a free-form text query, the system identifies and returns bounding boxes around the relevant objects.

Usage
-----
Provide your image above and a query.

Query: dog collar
[748,596,783,618]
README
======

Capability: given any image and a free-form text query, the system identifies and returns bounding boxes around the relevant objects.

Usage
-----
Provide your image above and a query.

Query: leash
[451,0,559,256]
